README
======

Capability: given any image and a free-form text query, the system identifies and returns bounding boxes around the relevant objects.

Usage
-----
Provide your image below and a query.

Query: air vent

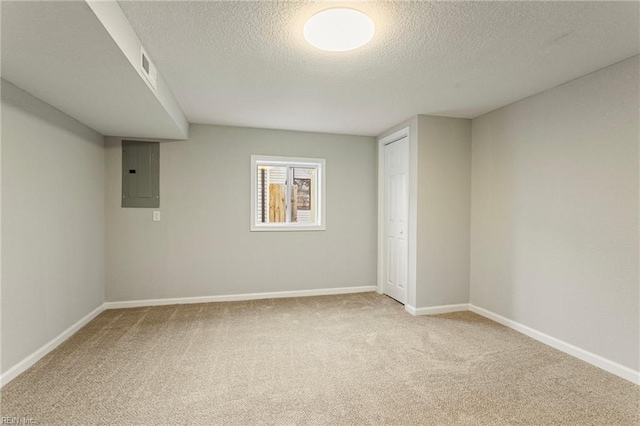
[140,46,157,90]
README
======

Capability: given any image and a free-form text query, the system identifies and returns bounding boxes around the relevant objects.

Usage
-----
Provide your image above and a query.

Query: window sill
[250,224,326,232]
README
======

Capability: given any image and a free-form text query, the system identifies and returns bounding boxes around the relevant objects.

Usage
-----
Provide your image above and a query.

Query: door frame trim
[377,126,416,305]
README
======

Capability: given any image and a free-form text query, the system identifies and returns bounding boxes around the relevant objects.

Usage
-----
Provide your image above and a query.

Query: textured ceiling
[119,1,639,136]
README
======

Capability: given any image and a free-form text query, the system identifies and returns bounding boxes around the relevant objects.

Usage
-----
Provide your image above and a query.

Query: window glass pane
[292,167,315,224]
[256,165,287,223]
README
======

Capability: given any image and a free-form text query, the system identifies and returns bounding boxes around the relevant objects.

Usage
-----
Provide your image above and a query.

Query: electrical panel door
[122,141,159,208]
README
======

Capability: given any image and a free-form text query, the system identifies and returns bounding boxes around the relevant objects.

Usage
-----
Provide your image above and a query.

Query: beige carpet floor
[1,293,638,425]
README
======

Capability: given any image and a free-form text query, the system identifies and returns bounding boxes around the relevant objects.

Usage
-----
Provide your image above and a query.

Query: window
[251,155,326,231]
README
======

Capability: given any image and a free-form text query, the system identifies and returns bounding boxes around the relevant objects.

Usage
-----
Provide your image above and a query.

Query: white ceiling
[119,1,639,137]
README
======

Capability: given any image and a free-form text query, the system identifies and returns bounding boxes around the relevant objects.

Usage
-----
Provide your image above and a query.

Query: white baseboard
[104,285,377,309]
[405,303,469,316]
[469,304,640,385]
[404,305,417,315]
[2,287,376,387]
[5,294,636,389]
[1,303,105,387]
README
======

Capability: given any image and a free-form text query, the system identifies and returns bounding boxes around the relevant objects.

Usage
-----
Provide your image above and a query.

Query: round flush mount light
[303,8,375,52]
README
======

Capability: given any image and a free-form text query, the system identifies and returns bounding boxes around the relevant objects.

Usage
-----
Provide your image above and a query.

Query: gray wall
[105,124,377,301]
[1,80,105,373]
[470,56,639,370]
[416,116,471,308]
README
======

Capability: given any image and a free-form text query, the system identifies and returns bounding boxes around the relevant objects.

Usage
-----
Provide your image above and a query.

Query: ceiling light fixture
[303,8,375,52]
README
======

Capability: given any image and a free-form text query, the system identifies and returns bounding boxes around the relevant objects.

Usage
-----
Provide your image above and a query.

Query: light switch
[153,211,161,221]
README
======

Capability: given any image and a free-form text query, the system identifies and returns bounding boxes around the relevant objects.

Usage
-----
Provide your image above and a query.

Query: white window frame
[250,155,326,232]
